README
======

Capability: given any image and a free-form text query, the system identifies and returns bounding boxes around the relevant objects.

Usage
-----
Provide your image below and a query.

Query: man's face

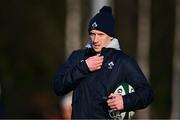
[90,30,112,53]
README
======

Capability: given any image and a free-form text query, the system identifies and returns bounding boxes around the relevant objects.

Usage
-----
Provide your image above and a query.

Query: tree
[114,0,138,58]
[150,0,175,118]
[136,0,151,118]
[171,0,180,118]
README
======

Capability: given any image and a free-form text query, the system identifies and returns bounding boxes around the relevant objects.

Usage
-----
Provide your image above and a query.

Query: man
[53,6,153,119]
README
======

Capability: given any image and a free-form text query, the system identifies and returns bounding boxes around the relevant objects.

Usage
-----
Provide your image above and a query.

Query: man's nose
[93,35,98,42]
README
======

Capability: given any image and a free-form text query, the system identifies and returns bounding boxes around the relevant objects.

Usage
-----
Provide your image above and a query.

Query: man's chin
[93,48,101,53]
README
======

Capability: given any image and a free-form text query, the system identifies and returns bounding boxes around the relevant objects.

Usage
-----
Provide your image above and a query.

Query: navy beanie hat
[88,6,115,37]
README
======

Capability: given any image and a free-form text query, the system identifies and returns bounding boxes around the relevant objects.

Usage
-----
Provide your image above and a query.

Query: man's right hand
[85,54,104,71]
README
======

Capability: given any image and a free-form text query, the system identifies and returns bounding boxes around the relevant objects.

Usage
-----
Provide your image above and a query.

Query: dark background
[0,0,179,119]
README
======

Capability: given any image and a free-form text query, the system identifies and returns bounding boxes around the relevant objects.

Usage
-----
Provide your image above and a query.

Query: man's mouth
[93,45,100,48]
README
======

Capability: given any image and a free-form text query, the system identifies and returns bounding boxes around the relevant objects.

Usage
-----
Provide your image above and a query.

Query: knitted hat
[88,6,115,37]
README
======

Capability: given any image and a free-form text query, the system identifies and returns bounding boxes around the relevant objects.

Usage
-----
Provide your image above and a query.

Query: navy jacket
[53,47,153,119]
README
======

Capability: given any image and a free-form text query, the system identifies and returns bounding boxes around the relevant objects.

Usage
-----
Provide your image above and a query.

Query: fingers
[107,101,117,109]
[92,55,104,62]
[107,95,118,109]
[92,57,103,66]
[96,53,101,56]
[107,93,124,110]
[85,55,104,71]
[87,55,103,63]
[108,93,116,99]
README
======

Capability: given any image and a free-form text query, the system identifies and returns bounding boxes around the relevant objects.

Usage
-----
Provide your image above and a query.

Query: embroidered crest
[92,22,98,28]
[108,61,114,69]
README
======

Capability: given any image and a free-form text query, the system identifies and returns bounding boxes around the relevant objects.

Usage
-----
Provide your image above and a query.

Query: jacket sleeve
[53,50,89,96]
[122,57,154,111]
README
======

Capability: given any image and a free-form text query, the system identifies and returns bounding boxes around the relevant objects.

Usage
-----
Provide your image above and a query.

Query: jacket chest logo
[107,61,114,69]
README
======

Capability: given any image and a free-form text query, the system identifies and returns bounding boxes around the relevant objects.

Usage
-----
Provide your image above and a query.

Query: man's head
[88,6,115,53]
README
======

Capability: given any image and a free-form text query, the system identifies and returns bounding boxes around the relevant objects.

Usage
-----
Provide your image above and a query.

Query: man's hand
[85,54,104,71]
[107,93,124,111]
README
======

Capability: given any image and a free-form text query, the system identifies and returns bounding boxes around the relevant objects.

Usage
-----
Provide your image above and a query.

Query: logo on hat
[92,22,98,28]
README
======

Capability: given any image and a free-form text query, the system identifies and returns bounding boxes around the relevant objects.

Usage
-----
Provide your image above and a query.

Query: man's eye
[90,32,95,35]
[98,34,104,36]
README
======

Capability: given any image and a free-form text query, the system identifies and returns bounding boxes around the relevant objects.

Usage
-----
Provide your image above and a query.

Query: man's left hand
[107,93,124,111]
